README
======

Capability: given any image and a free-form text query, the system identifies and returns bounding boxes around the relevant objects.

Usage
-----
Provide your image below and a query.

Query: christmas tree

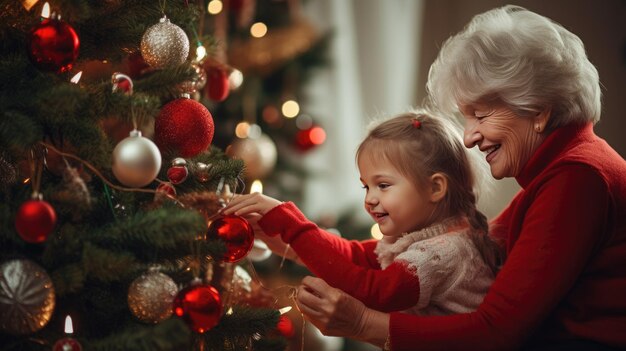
[0,0,309,350]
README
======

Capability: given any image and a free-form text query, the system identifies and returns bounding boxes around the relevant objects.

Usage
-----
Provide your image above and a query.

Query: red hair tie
[412,119,422,129]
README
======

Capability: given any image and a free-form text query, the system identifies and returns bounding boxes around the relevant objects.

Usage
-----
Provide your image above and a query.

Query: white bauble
[112,130,161,187]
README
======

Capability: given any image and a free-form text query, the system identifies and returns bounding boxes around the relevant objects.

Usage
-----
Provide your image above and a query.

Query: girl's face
[358,155,437,237]
[459,102,546,179]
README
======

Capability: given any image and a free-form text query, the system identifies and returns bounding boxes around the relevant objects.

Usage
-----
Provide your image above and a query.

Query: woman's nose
[463,121,482,148]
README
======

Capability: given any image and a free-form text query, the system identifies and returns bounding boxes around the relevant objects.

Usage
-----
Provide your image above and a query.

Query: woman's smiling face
[459,102,547,179]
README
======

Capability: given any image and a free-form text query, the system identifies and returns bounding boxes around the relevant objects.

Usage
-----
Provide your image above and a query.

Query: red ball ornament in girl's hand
[173,282,222,333]
[15,199,56,243]
[207,215,254,263]
[28,18,80,73]
[155,98,214,157]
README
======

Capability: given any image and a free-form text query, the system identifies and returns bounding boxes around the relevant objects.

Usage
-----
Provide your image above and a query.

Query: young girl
[222,111,502,315]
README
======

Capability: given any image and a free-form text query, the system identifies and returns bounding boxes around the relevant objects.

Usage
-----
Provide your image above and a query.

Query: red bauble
[276,315,295,338]
[294,125,326,152]
[204,66,229,102]
[173,283,223,333]
[167,165,188,184]
[28,18,80,73]
[154,98,214,157]
[207,215,254,263]
[53,337,82,351]
[15,199,56,243]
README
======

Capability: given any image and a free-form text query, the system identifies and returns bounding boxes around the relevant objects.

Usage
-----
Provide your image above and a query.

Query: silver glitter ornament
[0,259,55,334]
[140,16,190,69]
[112,130,162,188]
[127,268,178,323]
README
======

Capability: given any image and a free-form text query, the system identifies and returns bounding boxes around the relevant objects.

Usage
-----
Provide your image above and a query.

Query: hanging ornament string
[38,142,183,205]
[244,257,306,351]
[27,145,45,197]
[159,0,167,16]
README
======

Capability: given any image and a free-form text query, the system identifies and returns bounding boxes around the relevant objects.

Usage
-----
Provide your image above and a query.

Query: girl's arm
[257,201,421,312]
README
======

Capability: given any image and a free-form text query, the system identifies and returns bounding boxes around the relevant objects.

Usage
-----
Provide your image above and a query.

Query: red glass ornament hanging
[206,215,254,263]
[155,98,215,157]
[294,125,326,152]
[53,337,82,351]
[204,66,230,102]
[276,314,295,338]
[15,199,57,243]
[28,17,80,73]
[173,282,222,333]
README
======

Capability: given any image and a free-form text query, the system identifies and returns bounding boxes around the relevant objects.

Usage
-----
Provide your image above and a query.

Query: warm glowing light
[207,0,223,15]
[226,307,234,315]
[250,180,263,194]
[371,223,383,240]
[195,45,207,61]
[309,126,326,145]
[279,306,292,315]
[228,69,243,90]
[250,22,268,38]
[41,2,50,18]
[70,71,82,84]
[64,315,74,334]
[22,0,39,11]
[235,122,250,138]
[281,100,299,118]
[23,178,31,184]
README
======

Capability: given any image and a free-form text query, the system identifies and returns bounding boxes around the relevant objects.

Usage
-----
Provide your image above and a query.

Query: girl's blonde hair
[356,110,503,273]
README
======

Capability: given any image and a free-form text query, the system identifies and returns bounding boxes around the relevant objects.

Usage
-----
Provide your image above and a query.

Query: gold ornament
[127,267,178,324]
[0,259,55,335]
[226,134,277,180]
[140,16,190,69]
[112,130,162,188]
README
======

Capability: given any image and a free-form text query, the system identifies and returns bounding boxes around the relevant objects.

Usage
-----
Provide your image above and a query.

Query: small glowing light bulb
[281,100,300,118]
[207,0,223,15]
[250,22,268,38]
[371,223,383,240]
[250,180,263,194]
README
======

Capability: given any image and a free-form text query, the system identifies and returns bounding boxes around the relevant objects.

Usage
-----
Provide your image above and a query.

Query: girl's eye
[361,184,368,190]
[378,183,390,190]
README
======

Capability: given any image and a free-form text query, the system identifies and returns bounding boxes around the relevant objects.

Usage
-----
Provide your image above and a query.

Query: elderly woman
[294,5,626,351]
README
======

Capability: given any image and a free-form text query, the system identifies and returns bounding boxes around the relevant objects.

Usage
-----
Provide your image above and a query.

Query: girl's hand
[221,192,282,217]
[296,276,389,346]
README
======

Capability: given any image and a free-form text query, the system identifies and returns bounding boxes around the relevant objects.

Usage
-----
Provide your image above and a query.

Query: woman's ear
[428,173,448,203]
[533,106,552,133]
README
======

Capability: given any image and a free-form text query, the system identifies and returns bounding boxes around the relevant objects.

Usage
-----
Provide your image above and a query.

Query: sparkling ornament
[140,16,190,69]
[207,215,254,263]
[28,17,80,72]
[0,259,55,334]
[128,268,178,323]
[204,65,229,102]
[173,280,223,333]
[112,130,162,188]
[248,239,272,262]
[155,98,214,158]
[0,155,17,191]
[53,337,82,351]
[179,63,207,94]
[15,198,56,243]
[226,134,277,180]
[194,162,212,182]
[167,158,188,185]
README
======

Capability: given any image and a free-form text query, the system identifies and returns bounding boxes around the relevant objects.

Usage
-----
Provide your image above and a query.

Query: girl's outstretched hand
[220,192,282,217]
[296,276,388,347]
